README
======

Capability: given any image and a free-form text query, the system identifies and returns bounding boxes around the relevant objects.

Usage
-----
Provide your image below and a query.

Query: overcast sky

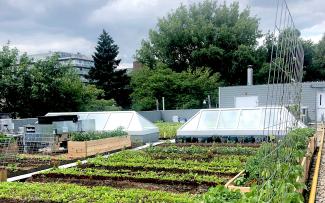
[0,0,324,68]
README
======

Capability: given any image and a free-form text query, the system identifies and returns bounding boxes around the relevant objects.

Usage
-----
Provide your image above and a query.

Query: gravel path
[316,130,325,203]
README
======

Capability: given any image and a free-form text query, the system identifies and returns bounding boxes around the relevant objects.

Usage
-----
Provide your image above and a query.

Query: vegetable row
[41,167,226,185]
[0,182,197,203]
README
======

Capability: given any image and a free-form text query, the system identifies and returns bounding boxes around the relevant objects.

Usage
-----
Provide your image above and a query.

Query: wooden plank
[0,168,7,182]
[68,135,131,158]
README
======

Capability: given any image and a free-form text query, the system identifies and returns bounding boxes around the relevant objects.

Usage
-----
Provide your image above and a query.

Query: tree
[136,1,261,85]
[80,99,121,111]
[87,30,131,108]
[304,34,325,81]
[131,63,221,110]
[0,44,102,118]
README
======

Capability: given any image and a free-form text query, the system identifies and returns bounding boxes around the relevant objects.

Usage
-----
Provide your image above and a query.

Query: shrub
[155,121,183,139]
[241,128,315,202]
[70,128,127,141]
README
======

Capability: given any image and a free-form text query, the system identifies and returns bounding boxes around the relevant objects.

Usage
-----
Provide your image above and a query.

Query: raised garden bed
[68,135,131,158]
[225,131,317,194]
[28,143,257,194]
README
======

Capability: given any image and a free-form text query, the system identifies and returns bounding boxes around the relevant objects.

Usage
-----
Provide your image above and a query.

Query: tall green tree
[136,1,261,85]
[0,44,101,118]
[87,30,131,108]
[304,34,325,81]
[131,63,221,110]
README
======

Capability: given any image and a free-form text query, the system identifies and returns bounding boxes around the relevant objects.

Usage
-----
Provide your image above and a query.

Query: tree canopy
[131,63,221,111]
[0,44,103,118]
[136,1,261,85]
[87,30,131,108]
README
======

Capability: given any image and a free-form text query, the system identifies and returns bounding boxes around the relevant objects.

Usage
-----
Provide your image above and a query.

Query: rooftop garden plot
[0,128,315,202]
[29,143,258,195]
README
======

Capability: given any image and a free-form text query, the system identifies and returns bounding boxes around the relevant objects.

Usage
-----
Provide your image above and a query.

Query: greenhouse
[177,106,306,138]
[45,111,159,143]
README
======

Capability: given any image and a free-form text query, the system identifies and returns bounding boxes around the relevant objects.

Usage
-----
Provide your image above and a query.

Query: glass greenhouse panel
[45,111,158,135]
[180,112,201,131]
[197,111,219,130]
[238,109,260,129]
[105,112,133,131]
[217,110,240,129]
[177,107,305,137]
[87,113,110,130]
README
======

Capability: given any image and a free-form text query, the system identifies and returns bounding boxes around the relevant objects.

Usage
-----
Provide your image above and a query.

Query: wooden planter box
[225,135,317,193]
[225,170,251,193]
[68,135,131,158]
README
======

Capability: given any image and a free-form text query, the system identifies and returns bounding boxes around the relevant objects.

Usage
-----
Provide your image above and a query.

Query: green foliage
[154,121,183,139]
[80,99,121,111]
[0,44,101,118]
[136,1,261,85]
[44,167,225,185]
[131,64,221,110]
[87,30,131,108]
[88,149,246,174]
[241,128,315,202]
[203,186,242,203]
[70,128,127,141]
[304,34,325,81]
[0,133,14,144]
[0,182,197,202]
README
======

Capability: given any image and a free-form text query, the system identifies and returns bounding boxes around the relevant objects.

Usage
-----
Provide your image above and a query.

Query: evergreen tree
[88,30,131,108]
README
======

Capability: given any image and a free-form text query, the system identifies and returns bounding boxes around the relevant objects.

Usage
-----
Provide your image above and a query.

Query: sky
[0,0,324,68]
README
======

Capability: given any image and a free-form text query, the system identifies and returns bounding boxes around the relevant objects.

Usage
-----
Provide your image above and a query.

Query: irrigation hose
[308,124,325,203]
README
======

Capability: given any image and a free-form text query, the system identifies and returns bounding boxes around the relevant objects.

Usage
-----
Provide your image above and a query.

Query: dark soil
[6,159,76,178]
[304,147,318,201]
[30,173,223,187]
[29,175,211,194]
[81,164,238,176]
[157,143,261,148]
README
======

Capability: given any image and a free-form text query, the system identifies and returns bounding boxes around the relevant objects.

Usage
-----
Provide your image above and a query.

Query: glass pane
[198,111,219,130]
[87,113,110,130]
[262,108,282,129]
[181,113,200,131]
[217,110,239,129]
[238,109,260,129]
[105,112,133,131]
[77,113,88,120]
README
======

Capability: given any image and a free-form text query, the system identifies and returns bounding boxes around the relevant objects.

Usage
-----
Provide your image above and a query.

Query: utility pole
[156,99,159,111]
[208,95,211,109]
[162,97,165,111]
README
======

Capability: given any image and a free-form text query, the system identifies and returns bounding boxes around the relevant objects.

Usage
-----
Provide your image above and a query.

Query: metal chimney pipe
[247,65,253,86]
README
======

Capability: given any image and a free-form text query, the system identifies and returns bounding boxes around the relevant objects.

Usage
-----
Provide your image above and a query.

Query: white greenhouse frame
[177,106,305,137]
[45,111,158,136]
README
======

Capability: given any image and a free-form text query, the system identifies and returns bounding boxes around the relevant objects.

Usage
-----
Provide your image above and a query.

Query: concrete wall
[138,109,201,123]
[219,81,325,122]
[137,111,161,122]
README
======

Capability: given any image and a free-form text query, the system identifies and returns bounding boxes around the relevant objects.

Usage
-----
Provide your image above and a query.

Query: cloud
[0,0,324,64]
[0,33,95,55]
[301,20,325,42]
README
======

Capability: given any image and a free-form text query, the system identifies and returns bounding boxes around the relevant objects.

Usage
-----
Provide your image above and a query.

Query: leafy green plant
[234,176,246,186]
[0,133,14,144]
[203,186,242,203]
[43,167,225,185]
[70,128,127,141]
[154,121,183,139]
[241,128,315,202]
[0,182,198,202]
